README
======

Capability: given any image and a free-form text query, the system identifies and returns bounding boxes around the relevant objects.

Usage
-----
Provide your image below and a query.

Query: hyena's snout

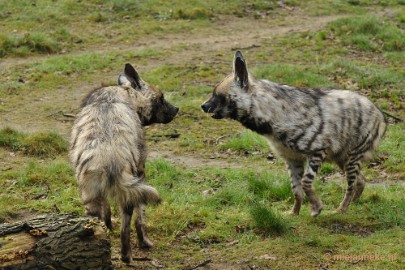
[164,103,179,123]
[201,97,225,119]
[201,101,212,113]
[153,101,179,124]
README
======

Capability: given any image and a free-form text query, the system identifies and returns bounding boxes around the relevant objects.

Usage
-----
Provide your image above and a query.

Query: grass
[328,14,405,52]
[220,131,270,153]
[1,0,404,269]
[0,127,68,157]
[0,32,61,57]
[249,203,289,235]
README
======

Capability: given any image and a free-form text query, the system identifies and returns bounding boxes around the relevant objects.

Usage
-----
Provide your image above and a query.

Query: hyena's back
[260,84,387,166]
[70,86,159,206]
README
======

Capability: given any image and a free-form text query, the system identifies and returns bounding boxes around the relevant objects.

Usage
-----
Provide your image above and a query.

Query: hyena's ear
[118,63,142,89]
[233,51,249,89]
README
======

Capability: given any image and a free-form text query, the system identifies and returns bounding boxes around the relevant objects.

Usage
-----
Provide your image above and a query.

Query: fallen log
[0,214,112,270]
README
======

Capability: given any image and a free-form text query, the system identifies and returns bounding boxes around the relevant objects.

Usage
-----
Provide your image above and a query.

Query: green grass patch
[0,127,26,151]
[328,15,405,52]
[378,124,405,176]
[0,32,61,57]
[0,127,68,157]
[247,173,292,202]
[253,63,333,88]
[220,131,270,153]
[23,132,68,158]
[0,159,80,220]
[249,203,289,235]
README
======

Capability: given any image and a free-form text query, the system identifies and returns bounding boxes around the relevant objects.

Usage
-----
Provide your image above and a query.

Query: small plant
[0,127,25,151]
[174,8,212,20]
[23,132,68,158]
[250,203,288,235]
[0,127,68,157]
[248,174,292,202]
[253,63,332,88]
[328,15,405,52]
[0,32,61,57]
[221,131,270,153]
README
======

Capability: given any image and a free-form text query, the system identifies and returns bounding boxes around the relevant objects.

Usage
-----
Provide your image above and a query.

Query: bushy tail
[111,172,161,207]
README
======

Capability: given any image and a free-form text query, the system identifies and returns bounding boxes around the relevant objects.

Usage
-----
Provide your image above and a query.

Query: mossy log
[0,214,112,270]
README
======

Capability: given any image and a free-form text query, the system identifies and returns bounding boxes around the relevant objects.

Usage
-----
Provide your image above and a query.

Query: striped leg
[352,172,366,201]
[121,204,134,263]
[302,152,325,217]
[135,204,154,249]
[286,160,305,215]
[337,156,362,212]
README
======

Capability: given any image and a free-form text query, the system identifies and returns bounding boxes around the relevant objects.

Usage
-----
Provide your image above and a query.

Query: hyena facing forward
[202,51,386,217]
[70,63,178,263]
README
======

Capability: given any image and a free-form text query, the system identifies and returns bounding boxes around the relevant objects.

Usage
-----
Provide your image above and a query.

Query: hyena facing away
[70,63,178,263]
[202,51,386,217]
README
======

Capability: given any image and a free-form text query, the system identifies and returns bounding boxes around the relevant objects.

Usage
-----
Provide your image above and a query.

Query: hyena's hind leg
[352,172,366,201]
[100,198,112,230]
[302,152,326,217]
[120,204,134,263]
[286,159,305,215]
[337,155,363,212]
[135,204,154,249]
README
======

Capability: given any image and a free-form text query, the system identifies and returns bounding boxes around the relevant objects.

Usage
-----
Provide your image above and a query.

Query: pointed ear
[118,74,130,86]
[233,51,248,89]
[122,63,142,89]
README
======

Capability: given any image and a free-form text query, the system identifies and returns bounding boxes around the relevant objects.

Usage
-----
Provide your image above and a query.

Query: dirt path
[0,13,344,71]
[0,12,346,137]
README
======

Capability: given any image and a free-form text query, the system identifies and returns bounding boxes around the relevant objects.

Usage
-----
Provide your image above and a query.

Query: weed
[0,128,68,157]
[0,32,61,57]
[248,173,292,202]
[249,203,289,235]
[319,163,336,175]
[23,132,68,158]
[220,131,270,153]
[328,15,405,52]
[253,64,333,88]
[175,8,212,20]
[0,127,25,151]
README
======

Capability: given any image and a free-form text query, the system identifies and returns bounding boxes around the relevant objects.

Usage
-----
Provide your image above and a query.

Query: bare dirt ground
[0,11,345,140]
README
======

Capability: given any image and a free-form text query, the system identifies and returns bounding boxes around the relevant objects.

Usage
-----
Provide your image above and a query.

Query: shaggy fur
[70,63,178,262]
[202,51,386,216]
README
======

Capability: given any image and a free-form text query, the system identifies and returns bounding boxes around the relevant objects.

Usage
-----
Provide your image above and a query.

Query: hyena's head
[201,51,252,120]
[118,63,179,126]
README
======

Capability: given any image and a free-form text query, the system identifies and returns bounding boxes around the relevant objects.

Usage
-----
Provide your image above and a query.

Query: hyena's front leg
[337,156,363,212]
[286,159,305,215]
[121,204,134,263]
[302,153,325,217]
[135,204,154,249]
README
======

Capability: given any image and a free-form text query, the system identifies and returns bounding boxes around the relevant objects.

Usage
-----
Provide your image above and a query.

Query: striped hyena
[70,63,178,263]
[201,51,386,217]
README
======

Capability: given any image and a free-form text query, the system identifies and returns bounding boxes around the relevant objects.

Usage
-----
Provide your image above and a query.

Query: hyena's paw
[289,210,300,216]
[335,206,348,213]
[121,253,132,264]
[288,200,302,216]
[139,237,154,249]
[310,201,323,217]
